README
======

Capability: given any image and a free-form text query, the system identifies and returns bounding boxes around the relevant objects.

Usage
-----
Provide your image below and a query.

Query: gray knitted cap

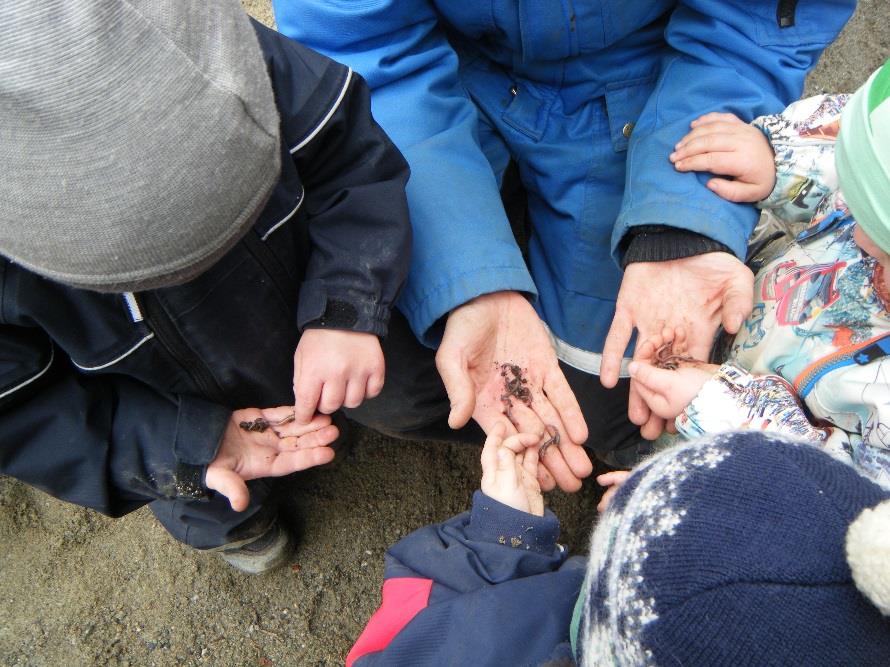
[0,0,281,291]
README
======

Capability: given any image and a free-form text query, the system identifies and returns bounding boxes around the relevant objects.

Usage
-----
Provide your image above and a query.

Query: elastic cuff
[621,226,733,268]
[298,279,389,336]
[173,395,230,466]
[466,491,560,554]
[170,395,230,498]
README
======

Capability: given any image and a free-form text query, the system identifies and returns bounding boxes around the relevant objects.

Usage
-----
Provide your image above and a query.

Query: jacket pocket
[604,74,657,152]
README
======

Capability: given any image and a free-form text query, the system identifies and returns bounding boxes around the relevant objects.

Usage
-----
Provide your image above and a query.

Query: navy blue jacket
[348,492,586,666]
[0,22,411,516]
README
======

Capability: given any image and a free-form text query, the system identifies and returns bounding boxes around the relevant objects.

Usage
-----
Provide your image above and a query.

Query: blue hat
[576,432,890,666]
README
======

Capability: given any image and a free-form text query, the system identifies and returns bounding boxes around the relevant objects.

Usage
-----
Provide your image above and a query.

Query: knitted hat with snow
[837,59,890,254]
[575,431,890,666]
[0,0,281,291]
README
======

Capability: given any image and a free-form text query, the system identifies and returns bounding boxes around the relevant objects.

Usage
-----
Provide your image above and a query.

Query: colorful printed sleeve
[675,362,828,442]
[754,94,851,223]
[676,361,890,490]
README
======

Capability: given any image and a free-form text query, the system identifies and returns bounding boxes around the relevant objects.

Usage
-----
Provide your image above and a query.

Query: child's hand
[206,407,338,511]
[480,423,545,516]
[292,329,385,424]
[596,471,631,513]
[670,112,776,203]
[628,326,718,427]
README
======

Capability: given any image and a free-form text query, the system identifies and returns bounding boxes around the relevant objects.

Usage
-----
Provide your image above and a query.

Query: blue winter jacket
[274,1,854,359]
[346,491,586,666]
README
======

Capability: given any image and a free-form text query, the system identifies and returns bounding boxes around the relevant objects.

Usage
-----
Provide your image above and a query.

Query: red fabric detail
[346,577,433,666]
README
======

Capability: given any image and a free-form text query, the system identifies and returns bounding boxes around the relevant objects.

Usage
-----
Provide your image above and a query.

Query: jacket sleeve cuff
[172,395,231,498]
[298,279,390,336]
[620,225,733,268]
[465,490,561,555]
[676,362,828,443]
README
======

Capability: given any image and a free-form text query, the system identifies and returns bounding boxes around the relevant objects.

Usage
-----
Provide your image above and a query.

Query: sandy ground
[2,3,888,666]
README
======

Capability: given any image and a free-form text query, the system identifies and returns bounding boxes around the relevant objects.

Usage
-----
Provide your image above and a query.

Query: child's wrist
[467,491,560,554]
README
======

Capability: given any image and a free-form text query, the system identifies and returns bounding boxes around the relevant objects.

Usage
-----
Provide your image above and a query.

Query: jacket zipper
[137,292,227,403]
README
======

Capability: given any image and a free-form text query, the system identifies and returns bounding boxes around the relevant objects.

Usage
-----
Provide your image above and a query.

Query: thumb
[706,178,764,204]
[628,361,678,394]
[205,467,251,512]
[495,447,519,488]
[436,353,476,429]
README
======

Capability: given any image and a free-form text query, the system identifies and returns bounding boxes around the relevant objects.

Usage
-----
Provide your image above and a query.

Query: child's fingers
[628,361,676,395]
[522,444,540,476]
[271,411,332,438]
[676,120,744,149]
[294,423,340,449]
[637,327,668,361]
[596,470,631,486]
[294,376,323,425]
[501,432,543,453]
[706,177,767,204]
[365,370,384,400]
[275,423,340,451]
[631,380,673,420]
[343,376,367,409]
[640,413,667,441]
[495,448,520,491]
[689,112,744,129]
[658,325,688,355]
[266,446,336,477]
[671,134,742,162]
[537,463,556,491]
[627,381,651,426]
[481,422,507,484]
[318,378,346,415]
[597,485,621,513]
[673,151,741,176]
[627,362,680,418]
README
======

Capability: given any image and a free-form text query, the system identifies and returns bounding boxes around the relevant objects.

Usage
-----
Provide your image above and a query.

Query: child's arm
[627,328,824,442]
[346,425,585,666]
[629,330,890,487]
[0,325,338,516]
[751,94,849,222]
[672,96,851,224]
[252,23,412,422]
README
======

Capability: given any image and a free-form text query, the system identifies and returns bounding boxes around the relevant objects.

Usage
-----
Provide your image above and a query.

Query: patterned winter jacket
[677,94,890,489]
